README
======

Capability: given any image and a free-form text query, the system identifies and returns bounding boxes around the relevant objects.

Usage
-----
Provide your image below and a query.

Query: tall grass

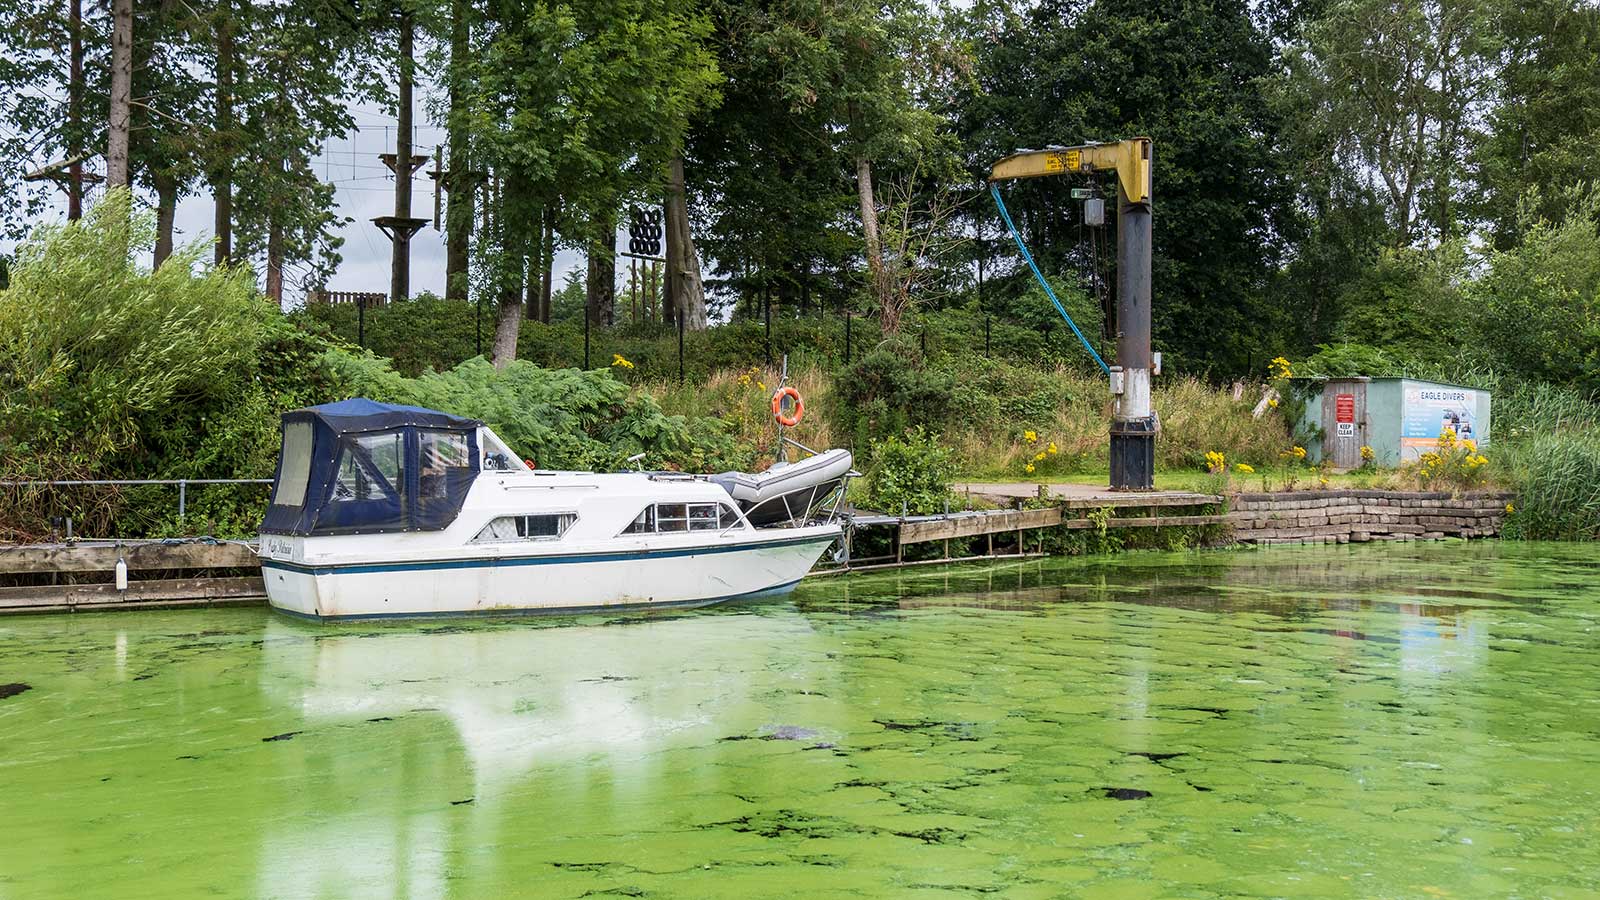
[643,364,834,471]
[647,359,1294,479]
[1499,430,1600,540]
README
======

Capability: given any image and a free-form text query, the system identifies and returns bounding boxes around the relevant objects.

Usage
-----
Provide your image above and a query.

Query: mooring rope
[989,183,1110,375]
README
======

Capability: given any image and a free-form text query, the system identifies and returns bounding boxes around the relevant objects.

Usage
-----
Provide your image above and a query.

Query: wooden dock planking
[0,540,265,613]
[899,508,1061,544]
[0,540,258,575]
[0,576,266,610]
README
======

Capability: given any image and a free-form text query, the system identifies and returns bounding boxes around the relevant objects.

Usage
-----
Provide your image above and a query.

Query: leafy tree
[1471,189,1600,390]
[1280,0,1501,246]
[956,0,1298,375]
[464,0,720,364]
[1475,0,1600,247]
[1331,243,1471,368]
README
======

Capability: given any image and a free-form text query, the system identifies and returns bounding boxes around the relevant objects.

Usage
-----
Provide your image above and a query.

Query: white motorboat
[257,399,846,621]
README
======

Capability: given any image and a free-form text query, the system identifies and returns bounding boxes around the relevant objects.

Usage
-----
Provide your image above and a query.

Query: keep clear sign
[1402,384,1483,460]
[1335,393,1356,438]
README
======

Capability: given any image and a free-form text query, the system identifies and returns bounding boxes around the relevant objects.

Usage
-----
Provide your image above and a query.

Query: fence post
[678,314,685,385]
[178,480,187,521]
[764,289,772,368]
[584,311,591,369]
[845,311,852,364]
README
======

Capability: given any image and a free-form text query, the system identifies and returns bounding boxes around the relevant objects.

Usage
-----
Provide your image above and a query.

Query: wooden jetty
[831,484,1226,572]
[0,540,265,614]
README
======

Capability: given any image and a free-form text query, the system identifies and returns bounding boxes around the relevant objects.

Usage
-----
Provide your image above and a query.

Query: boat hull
[261,527,838,621]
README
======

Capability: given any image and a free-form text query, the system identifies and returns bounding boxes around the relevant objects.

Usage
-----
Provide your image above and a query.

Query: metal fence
[1,479,273,535]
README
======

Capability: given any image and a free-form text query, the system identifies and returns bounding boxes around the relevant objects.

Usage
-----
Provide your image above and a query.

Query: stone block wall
[1226,490,1512,545]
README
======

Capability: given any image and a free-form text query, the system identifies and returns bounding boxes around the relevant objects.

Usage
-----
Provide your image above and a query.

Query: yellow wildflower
[1205,450,1226,474]
[1024,430,1038,443]
[1047,442,1058,455]
[1025,463,1036,474]
[1439,427,1456,450]
[757,382,766,391]
[1234,463,1255,474]
[1505,503,1514,514]
[1360,445,1375,462]
[1034,451,1047,462]
[611,353,635,370]
[1269,356,1293,379]
[1319,477,1329,487]
[1292,446,1307,460]
[1268,397,1279,409]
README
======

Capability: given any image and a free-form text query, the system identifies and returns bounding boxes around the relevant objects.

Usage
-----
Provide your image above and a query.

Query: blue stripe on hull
[261,532,835,577]
[269,578,804,623]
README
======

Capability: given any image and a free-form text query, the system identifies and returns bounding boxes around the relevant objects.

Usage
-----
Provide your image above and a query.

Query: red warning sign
[1335,394,1355,424]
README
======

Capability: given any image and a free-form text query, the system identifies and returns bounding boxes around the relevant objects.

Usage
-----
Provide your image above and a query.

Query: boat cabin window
[272,421,314,508]
[621,502,745,534]
[473,513,576,542]
[333,431,405,504]
[419,430,471,498]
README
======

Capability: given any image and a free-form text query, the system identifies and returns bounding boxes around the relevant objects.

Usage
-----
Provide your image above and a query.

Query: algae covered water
[4,542,1600,898]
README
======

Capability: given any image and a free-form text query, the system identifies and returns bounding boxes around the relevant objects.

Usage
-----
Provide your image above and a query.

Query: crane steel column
[1111,154,1154,490]
[989,138,1156,490]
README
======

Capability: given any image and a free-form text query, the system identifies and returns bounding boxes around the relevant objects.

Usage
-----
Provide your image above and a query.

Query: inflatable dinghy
[711,448,854,528]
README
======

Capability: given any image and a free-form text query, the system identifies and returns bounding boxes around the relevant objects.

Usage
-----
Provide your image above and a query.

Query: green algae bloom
[2,542,1599,897]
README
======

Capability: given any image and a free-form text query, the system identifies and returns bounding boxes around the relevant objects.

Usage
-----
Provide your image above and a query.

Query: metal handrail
[1,478,273,524]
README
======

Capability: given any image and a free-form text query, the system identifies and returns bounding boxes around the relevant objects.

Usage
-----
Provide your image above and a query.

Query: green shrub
[863,427,958,516]
[322,352,738,473]
[828,347,956,450]
[0,190,314,539]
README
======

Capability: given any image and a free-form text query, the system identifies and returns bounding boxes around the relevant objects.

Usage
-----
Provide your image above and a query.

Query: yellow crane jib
[988,138,1151,205]
[987,136,1157,491]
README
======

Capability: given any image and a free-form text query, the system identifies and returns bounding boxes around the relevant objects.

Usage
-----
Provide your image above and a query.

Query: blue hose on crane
[989,183,1110,376]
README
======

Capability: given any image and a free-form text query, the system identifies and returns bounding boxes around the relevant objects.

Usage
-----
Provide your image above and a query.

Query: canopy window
[260,399,482,536]
[272,421,314,508]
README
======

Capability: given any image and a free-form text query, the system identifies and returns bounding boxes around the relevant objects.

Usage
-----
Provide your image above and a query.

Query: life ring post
[772,386,804,428]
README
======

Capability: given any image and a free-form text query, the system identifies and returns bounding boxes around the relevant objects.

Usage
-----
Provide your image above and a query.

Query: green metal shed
[1295,377,1491,469]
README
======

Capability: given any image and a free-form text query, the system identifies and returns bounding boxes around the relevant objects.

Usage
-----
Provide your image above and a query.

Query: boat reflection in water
[254,608,836,897]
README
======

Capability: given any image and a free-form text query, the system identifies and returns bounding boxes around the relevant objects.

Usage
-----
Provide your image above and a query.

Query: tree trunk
[491,282,522,368]
[531,203,550,318]
[153,171,177,268]
[266,221,284,306]
[539,204,555,323]
[213,0,234,264]
[855,154,893,331]
[443,0,472,301]
[106,0,132,190]
[67,0,84,219]
[490,172,528,368]
[586,212,616,326]
[390,9,416,303]
[664,155,707,329]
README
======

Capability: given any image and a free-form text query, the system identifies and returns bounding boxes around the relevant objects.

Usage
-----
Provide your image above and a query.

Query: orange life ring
[771,386,804,427]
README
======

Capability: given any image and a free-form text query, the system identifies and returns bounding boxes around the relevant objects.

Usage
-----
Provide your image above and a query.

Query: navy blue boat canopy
[260,399,482,536]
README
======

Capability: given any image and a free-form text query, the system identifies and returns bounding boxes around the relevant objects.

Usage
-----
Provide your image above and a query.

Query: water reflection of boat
[256,400,847,620]
[258,613,824,794]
